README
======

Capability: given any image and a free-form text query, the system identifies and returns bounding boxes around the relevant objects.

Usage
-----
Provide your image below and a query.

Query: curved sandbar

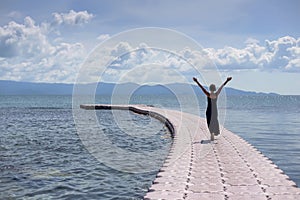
[80,104,300,200]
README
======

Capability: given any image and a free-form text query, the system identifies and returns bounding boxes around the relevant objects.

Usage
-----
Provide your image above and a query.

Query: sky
[0,0,299,94]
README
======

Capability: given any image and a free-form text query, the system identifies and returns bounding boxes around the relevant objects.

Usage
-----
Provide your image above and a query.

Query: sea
[0,94,299,199]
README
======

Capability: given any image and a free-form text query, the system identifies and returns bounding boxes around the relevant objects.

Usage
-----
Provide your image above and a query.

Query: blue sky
[0,0,299,94]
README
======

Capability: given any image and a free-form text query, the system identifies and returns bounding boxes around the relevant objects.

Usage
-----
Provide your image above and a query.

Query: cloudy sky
[0,0,299,94]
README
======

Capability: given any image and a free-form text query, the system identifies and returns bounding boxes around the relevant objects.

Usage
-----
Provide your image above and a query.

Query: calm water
[0,94,300,199]
[225,95,300,187]
[0,95,171,199]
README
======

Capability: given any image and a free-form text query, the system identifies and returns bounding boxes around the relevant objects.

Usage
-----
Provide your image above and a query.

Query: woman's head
[209,84,216,92]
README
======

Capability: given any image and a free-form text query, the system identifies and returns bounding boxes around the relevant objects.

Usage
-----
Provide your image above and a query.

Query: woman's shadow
[193,140,211,144]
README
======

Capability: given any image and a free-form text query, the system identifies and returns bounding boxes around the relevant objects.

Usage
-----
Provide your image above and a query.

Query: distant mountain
[0,80,279,96]
[0,80,74,95]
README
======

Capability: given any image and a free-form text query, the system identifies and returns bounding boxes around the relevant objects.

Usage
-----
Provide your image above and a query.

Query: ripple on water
[0,106,172,199]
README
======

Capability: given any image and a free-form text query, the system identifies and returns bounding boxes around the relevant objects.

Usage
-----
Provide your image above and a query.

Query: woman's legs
[210,132,214,141]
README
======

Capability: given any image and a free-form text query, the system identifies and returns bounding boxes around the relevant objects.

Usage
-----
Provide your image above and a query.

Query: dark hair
[209,84,216,91]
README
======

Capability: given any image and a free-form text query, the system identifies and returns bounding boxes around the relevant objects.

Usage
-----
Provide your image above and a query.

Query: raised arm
[193,77,210,97]
[216,77,232,96]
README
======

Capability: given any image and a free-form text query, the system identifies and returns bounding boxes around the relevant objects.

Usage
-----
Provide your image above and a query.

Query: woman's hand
[227,77,232,82]
[193,77,198,82]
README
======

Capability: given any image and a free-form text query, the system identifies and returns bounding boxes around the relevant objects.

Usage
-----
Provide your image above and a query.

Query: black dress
[206,96,220,135]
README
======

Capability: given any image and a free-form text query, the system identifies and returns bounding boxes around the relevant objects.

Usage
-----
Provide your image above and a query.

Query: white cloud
[110,42,133,57]
[0,12,89,83]
[99,43,202,84]
[98,36,300,84]
[204,36,300,72]
[0,9,299,85]
[117,64,187,84]
[7,11,22,19]
[0,16,51,58]
[244,37,256,43]
[97,34,110,42]
[52,10,94,26]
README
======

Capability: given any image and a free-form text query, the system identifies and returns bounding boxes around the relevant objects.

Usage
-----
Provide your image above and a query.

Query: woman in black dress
[193,77,232,141]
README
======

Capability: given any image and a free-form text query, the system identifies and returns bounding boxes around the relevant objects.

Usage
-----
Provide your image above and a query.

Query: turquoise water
[0,95,299,199]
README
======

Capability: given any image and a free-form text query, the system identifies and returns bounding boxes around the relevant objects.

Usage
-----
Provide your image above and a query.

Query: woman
[193,77,232,141]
